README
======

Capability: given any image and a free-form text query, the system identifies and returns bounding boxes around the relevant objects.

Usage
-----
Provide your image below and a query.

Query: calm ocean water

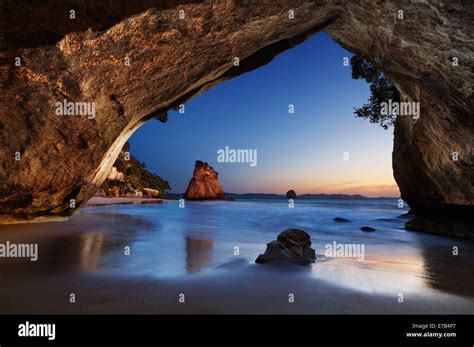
[1,198,474,313]
[77,198,412,276]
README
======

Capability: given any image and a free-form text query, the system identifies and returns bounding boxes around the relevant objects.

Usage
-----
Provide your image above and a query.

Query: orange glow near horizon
[297,177,400,197]
[225,168,401,197]
[261,181,400,198]
[221,158,401,197]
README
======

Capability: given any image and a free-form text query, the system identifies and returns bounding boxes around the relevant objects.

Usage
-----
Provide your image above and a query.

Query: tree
[106,142,171,196]
[350,55,400,130]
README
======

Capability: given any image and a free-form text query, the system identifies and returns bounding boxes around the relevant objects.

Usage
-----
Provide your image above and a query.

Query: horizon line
[168,191,401,199]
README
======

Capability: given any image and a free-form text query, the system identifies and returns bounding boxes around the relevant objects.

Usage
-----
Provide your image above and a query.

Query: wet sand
[87,197,164,206]
[0,260,473,314]
[0,201,473,314]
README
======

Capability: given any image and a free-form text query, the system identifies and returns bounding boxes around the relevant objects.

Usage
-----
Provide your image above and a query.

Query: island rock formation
[183,161,224,200]
[286,190,297,199]
[0,1,472,238]
[256,229,316,264]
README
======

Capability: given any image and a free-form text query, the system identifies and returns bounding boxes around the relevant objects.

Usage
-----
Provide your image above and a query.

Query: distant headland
[166,192,397,200]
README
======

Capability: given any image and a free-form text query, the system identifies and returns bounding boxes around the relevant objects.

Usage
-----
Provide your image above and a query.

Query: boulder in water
[255,228,316,264]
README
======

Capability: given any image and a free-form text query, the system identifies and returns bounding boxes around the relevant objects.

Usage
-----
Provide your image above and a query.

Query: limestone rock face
[143,188,161,198]
[107,167,125,181]
[124,189,143,198]
[183,161,224,200]
[256,229,316,264]
[0,1,473,236]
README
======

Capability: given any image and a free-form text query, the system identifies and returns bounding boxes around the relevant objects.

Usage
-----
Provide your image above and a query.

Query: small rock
[226,197,236,201]
[360,226,376,232]
[334,217,350,222]
[255,228,316,264]
[286,190,297,199]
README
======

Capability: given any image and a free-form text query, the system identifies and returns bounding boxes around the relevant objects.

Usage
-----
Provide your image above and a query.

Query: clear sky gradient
[130,33,399,197]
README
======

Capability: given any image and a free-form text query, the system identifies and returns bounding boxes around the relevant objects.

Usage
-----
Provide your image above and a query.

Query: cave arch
[0,1,472,237]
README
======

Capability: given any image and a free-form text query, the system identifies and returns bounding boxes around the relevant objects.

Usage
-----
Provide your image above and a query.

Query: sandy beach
[0,198,473,314]
[1,261,473,315]
[86,196,164,206]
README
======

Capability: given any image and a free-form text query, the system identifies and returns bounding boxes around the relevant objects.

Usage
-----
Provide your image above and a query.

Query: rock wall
[0,1,472,236]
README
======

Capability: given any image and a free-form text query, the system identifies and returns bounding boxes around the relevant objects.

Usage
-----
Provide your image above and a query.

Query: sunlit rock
[183,161,224,200]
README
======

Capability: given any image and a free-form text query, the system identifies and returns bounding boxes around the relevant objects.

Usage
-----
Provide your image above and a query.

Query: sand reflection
[185,236,214,273]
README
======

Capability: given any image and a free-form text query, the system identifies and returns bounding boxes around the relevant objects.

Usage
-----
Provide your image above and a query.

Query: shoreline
[0,199,472,314]
[86,196,165,206]
[1,260,473,314]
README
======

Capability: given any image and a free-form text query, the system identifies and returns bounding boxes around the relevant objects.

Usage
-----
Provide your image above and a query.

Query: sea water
[1,198,474,313]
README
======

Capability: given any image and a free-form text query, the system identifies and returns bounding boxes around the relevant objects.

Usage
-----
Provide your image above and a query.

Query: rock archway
[0,1,472,237]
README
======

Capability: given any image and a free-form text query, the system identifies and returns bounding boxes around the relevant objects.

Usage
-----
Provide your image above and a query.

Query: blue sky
[130,32,398,197]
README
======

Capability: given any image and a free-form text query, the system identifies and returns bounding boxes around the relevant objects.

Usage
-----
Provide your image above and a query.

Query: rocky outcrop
[405,216,473,240]
[124,189,143,198]
[256,229,316,264]
[0,1,472,236]
[183,161,224,200]
[107,167,125,181]
[143,188,161,198]
[98,143,169,198]
[286,190,297,199]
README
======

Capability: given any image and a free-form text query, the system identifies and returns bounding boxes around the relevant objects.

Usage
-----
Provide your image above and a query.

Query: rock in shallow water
[360,226,376,232]
[255,229,316,264]
[405,216,474,240]
[334,217,350,222]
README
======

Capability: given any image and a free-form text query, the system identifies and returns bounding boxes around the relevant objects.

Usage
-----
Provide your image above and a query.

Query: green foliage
[114,155,128,173]
[350,55,400,130]
[107,179,125,189]
[111,142,171,194]
[122,141,131,152]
